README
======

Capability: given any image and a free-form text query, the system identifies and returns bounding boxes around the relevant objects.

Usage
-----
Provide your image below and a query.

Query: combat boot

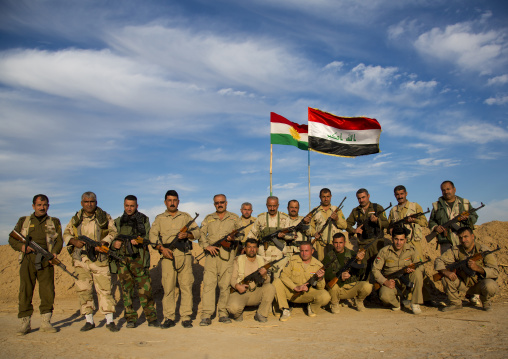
[17,316,31,336]
[40,313,57,333]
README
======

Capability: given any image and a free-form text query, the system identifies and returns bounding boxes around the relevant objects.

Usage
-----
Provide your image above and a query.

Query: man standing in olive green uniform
[346,188,389,280]
[388,185,435,306]
[227,239,275,322]
[372,227,424,314]
[323,233,371,314]
[312,188,347,262]
[429,181,478,254]
[111,195,158,328]
[435,227,499,312]
[9,194,63,335]
[150,190,200,329]
[199,194,239,326]
[273,242,330,321]
[247,196,290,277]
[63,191,119,332]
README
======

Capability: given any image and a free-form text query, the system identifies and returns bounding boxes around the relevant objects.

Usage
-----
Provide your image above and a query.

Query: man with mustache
[150,190,200,329]
[199,194,239,326]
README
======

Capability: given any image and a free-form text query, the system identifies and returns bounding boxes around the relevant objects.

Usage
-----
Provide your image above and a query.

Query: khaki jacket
[246,211,290,241]
[311,206,346,244]
[236,217,255,243]
[434,242,498,287]
[372,243,422,285]
[280,255,325,290]
[149,210,200,256]
[63,210,117,245]
[388,201,428,242]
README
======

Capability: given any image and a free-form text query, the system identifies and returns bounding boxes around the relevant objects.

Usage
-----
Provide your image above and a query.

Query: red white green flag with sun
[270,112,309,150]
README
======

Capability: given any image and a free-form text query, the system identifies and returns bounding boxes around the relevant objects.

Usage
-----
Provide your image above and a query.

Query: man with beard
[312,188,347,261]
[150,190,200,329]
[63,191,119,332]
[227,238,275,322]
[199,194,239,326]
[110,195,158,328]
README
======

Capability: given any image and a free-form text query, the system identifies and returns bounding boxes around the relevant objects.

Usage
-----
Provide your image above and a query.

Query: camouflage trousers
[117,256,157,323]
[73,257,115,316]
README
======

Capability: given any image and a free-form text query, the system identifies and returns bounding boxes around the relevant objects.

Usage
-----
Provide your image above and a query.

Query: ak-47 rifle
[10,230,78,279]
[432,246,500,282]
[354,202,393,242]
[113,234,151,256]
[161,212,199,253]
[77,235,125,262]
[373,257,430,290]
[290,255,338,302]
[426,203,485,243]
[325,240,378,289]
[260,206,321,251]
[230,256,287,293]
[312,197,347,245]
[389,208,430,229]
[195,221,253,261]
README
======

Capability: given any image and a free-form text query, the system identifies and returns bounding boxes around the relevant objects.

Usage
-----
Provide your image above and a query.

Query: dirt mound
[0,222,506,304]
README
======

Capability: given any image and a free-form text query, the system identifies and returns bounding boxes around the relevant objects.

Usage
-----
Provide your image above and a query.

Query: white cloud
[484,95,508,105]
[487,74,508,86]
[400,80,438,91]
[454,123,508,144]
[323,61,344,71]
[414,21,507,74]
[416,158,460,167]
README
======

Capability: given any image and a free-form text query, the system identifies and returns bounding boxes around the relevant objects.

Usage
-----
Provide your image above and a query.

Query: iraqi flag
[270,112,309,151]
[308,108,381,157]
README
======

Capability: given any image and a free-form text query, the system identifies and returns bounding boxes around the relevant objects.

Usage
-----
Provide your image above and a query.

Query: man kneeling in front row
[372,227,424,314]
[323,233,372,313]
[273,241,330,321]
[435,227,499,312]
[227,239,275,322]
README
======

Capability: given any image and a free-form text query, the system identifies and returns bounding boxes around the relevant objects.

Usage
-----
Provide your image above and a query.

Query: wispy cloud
[484,95,508,106]
[416,158,460,167]
[487,74,508,86]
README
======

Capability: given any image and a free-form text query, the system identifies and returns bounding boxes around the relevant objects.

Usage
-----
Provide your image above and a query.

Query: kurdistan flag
[270,112,309,151]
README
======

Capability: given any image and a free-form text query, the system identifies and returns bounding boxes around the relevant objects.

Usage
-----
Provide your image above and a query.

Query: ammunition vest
[353,203,381,241]
[391,202,422,242]
[70,208,110,261]
[259,212,282,246]
[432,196,472,246]
[19,215,59,264]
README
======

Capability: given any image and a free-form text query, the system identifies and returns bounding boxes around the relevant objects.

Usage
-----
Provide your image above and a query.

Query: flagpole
[270,144,273,196]
[308,149,311,211]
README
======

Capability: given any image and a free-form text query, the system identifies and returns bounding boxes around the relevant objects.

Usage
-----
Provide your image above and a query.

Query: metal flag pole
[308,149,311,211]
[270,144,273,196]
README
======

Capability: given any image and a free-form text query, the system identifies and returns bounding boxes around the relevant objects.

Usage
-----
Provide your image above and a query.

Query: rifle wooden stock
[426,203,485,242]
[432,246,500,282]
[230,257,285,293]
[10,230,78,279]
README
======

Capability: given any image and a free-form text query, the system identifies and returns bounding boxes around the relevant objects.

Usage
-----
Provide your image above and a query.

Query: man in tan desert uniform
[227,238,275,322]
[63,191,119,332]
[150,190,200,329]
[199,194,239,326]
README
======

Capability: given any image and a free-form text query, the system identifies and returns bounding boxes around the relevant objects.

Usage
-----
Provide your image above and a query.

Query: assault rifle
[230,256,287,293]
[312,197,346,245]
[290,255,338,301]
[426,203,485,243]
[389,208,430,229]
[113,234,151,256]
[195,221,253,261]
[354,202,392,241]
[373,258,430,290]
[325,240,378,289]
[77,235,125,262]
[161,212,199,252]
[432,246,500,282]
[10,230,78,279]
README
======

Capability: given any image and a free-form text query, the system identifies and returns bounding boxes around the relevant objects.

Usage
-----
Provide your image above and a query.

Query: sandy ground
[1,298,507,359]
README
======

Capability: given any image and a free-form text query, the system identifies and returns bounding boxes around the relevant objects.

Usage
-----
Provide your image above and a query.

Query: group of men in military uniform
[9,180,500,334]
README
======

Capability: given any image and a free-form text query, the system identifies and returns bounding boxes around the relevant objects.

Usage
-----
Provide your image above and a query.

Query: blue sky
[1,0,507,243]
